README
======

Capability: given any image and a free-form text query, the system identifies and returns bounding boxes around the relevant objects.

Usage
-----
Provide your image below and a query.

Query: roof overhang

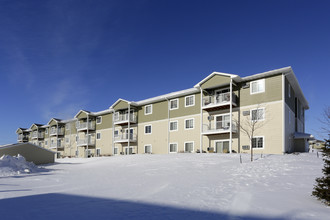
[294,132,313,139]
[194,71,242,88]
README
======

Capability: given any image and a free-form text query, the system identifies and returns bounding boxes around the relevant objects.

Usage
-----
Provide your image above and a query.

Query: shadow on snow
[0,193,287,220]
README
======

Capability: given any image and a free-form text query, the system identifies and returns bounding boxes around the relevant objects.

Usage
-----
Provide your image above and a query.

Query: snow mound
[0,154,38,176]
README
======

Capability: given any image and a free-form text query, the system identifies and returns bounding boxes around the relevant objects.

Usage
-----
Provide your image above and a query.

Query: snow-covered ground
[0,152,329,219]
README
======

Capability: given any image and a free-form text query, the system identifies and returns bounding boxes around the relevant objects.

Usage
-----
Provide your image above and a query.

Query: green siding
[76,111,89,119]
[96,113,113,130]
[239,74,282,107]
[201,75,231,90]
[170,93,201,118]
[48,119,58,127]
[138,101,168,123]
[113,100,129,111]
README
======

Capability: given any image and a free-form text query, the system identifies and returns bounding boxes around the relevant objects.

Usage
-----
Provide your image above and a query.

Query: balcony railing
[114,133,137,143]
[17,135,28,142]
[202,92,237,109]
[76,122,96,131]
[50,142,64,149]
[114,113,137,124]
[31,133,44,139]
[50,128,65,136]
[202,121,237,135]
[77,138,96,147]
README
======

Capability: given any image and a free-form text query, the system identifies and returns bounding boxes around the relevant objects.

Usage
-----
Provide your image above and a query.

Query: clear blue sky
[0,0,329,144]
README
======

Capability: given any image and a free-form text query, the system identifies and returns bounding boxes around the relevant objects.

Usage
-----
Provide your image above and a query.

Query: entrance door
[215,141,230,153]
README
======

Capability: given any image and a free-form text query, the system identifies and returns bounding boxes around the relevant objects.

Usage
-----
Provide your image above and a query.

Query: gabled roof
[47,118,64,125]
[194,71,241,88]
[109,98,137,110]
[74,110,91,118]
[29,123,44,130]
[16,128,29,133]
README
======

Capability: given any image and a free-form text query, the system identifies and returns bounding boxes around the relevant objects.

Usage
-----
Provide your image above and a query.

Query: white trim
[184,141,194,153]
[144,124,152,135]
[169,120,178,132]
[250,79,265,94]
[169,142,178,153]
[169,98,179,110]
[252,136,265,149]
[145,104,153,115]
[250,107,265,121]
[282,74,286,154]
[214,139,231,153]
[96,132,101,140]
[144,144,152,154]
[185,95,195,107]
[184,118,194,130]
[96,116,102,124]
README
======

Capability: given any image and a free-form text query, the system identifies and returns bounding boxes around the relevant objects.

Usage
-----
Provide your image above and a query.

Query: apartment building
[16,66,310,158]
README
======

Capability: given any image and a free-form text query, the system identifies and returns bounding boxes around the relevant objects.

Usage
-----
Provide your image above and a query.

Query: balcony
[17,135,28,142]
[50,128,65,136]
[114,133,137,143]
[202,92,237,111]
[31,132,44,139]
[50,142,64,149]
[114,113,137,125]
[76,122,96,131]
[202,121,237,135]
[77,138,96,147]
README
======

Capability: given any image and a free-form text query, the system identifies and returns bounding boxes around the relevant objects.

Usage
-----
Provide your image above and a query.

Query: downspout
[128,103,131,154]
[229,78,233,154]
[200,87,203,153]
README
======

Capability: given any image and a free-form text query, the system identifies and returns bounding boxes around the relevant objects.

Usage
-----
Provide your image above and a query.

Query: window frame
[144,125,152,135]
[96,132,101,140]
[169,120,178,132]
[185,95,195,107]
[184,118,194,130]
[145,104,153,115]
[250,108,265,122]
[144,144,152,154]
[169,143,178,153]
[250,79,265,94]
[96,116,102,124]
[169,99,179,110]
[252,136,264,149]
[184,141,194,153]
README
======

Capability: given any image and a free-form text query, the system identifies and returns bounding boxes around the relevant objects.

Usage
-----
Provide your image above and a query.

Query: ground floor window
[169,143,177,153]
[124,147,133,155]
[215,140,230,153]
[252,136,264,149]
[96,148,101,157]
[144,145,152,154]
[184,142,194,153]
[114,147,118,155]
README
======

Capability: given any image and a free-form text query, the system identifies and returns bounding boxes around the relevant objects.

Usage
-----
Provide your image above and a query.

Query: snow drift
[0,154,38,176]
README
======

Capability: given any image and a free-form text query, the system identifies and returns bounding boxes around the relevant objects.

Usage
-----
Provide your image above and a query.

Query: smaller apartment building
[16,67,310,158]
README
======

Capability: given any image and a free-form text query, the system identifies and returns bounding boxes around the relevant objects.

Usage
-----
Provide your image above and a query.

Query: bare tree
[235,105,266,161]
[319,106,330,135]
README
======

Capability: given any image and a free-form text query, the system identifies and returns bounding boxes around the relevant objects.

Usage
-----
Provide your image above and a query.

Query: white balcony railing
[77,138,96,147]
[202,92,237,108]
[114,133,137,142]
[114,113,137,124]
[17,135,28,142]
[50,141,64,149]
[202,121,237,134]
[76,122,95,131]
[31,132,44,139]
[50,128,65,136]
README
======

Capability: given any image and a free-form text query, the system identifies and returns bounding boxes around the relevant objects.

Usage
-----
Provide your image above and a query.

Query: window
[96,132,101,140]
[185,118,194,130]
[96,116,102,124]
[96,148,101,157]
[65,124,70,130]
[184,142,194,153]
[45,128,48,134]
[252,137,264,149]
[170,99,179,110]
[170,121,178,131]
[145,104,152,115]
[145,125,152,134]
[250,79,265,94]
[114,130,119,137]
[185,95,195,107]
[114,147,118,155]
[65,137,69,143]
[45,140,48,146]
[251,108,265,121]
[169,143,178,153]
[144,145,152,154]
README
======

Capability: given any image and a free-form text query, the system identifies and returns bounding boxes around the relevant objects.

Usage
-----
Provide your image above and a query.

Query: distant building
[16,67,310,158]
